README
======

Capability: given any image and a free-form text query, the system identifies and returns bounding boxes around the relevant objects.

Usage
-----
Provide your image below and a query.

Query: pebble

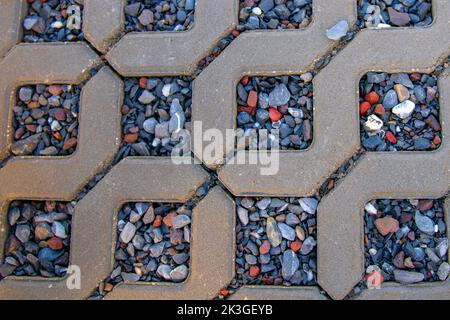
[237,206,249,226]
[281,250,299,281]
[278,223,296,241]
[300,237,316,255]
[364,115,383,132]
[414,212,435,235]
[392,100,415,119]
[15,224,31,243]
[120,222,137,244]
[375,216,400,236]
[326,20,349,40]
[364,203,378,215]
[170,264,189,282]
[437,262,450,281]
[299,198,318,215]
[268,84,291,107]
[394,270,424,284]
[266,217,282,247]
[172,215,191,229]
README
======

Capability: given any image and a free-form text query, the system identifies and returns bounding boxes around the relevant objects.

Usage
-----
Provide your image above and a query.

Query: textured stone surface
[83,0,126,53]
[106,0,237,76]
[0,0,23,59]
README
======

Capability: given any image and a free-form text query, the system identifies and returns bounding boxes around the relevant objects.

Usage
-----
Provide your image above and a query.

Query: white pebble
[365,203,378,215]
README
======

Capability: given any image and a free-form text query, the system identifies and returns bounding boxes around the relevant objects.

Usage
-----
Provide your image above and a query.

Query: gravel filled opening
[112,202,192,285]
[11,84,80,157]
[238,0,313,31]
[357,0,433,28]
[364,199,448,288]
[0,201,73,279]
[120,77,192,158]
[124,0,196,33]
[236,74,313,150]
[22,0,83,43]
[235,197,318,287]
[359,72,441,151]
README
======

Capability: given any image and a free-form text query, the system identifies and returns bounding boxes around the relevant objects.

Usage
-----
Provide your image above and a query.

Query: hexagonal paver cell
[11,84,80,157]
[238,0,312,30]
[362,199,448,290]
[357,0,433,28]
[236,74,313,150]
[110,202,193,287]
[0,200,73,279]
[22,0,83,43]
[120,77,192,158]
[233,197,318,288]
[359,72,441,151]
[124,0,196,33]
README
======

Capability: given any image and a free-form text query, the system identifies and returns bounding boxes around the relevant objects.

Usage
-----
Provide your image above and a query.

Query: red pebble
[365,92,379,105]
[231,30,240,37]
[48,85,63,96]
[26,124,36,133]
[385,132,397,144]
[121,105,130,115]
[240,76,249,86]
[269,107,282,121]
[290,241,302,253]
[139,77,147,89]
[433,136,441,145]
[45,201,56,212]
[47,237,63,250]
[123,133,138,144]
[54,108,66,121]
[259,240,271,255]
[247,90,258,108]
[374,104,385,116]
[359,101,371,116]
[238,106,256,116]
[63,137,78,151]
[249,266,260,277]
[153,215,162,228]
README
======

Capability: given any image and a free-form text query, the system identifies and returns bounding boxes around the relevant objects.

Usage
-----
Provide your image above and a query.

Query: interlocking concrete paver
[0,66,123,299]
[0,0,23,59]
[84,0,126,54]
[317,66,450,300]
[230,286,326,300]
[216,0,450,197]
[0,52,121,199]
[106,0,237,76]
[67,158,233,300]
[0,43,100,160]
[195,0,357,197]
[106,185,235,300]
